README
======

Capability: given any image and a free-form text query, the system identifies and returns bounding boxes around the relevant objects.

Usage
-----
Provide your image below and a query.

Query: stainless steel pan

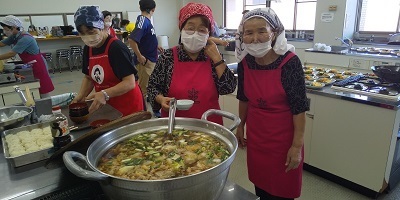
[63,109,240,200]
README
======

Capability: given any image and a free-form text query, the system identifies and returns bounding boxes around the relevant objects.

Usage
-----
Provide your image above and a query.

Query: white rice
[5,126,55,157]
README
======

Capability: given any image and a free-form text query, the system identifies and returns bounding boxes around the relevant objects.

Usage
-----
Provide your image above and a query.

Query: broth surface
[97,129,230,180]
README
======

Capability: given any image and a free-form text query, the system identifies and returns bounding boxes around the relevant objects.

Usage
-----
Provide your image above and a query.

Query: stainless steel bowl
[0,106,33,131]
[63,109,240,200]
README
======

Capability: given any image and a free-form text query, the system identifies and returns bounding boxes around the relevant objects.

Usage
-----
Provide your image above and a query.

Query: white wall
[0,0,181,48]
[313,0,347,46]
[313,0,360,46]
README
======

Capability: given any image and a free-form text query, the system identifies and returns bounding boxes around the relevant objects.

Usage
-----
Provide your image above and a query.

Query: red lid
[52,106,61,111]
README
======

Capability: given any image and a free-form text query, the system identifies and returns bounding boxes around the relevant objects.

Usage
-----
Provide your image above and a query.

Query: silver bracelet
[101,90,110,101]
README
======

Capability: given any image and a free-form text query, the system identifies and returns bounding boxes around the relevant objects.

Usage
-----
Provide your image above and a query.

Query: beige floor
[50,70,400,200]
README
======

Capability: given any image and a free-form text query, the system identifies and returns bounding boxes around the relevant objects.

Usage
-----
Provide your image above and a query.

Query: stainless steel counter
[0,128,259,200]
[305,48,399,60]
[306,86,400,110]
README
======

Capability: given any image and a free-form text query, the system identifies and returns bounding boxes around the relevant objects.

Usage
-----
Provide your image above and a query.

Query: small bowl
[69,102,89,117]
[90,119,111,129]
[70,114,89,124]
[176,99,194,110]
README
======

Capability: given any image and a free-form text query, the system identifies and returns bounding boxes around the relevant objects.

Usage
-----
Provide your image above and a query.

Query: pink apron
[15,34,54,94]
[88,37,144,116]
[161,46,222,125]
[243,52,303,198]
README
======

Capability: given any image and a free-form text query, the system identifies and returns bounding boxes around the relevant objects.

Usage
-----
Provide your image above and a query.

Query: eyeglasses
[183,26,209,36]
[242,31,273,42]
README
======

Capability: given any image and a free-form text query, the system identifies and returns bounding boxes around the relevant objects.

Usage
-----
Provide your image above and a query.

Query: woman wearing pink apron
[0,15,54,97]
[71,6,144,116]
[148,3,236,123]
[235,8,309,199]
[160,47,222,124]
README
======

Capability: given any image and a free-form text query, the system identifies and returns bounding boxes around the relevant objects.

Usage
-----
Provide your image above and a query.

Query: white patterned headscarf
[235,8,295,62]
[1,15,23,28]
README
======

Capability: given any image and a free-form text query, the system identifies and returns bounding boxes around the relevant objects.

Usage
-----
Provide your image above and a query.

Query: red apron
[243,52,303,198]
[109,28,117,38]
[88,37,144,116]
[15,34,54,94]
[161,46,222,125]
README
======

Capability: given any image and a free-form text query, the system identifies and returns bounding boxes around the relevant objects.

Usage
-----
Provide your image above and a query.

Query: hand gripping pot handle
[201,109,241,131]
[63,151,108,181]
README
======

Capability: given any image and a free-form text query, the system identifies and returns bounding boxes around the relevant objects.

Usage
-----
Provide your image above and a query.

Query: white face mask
[181,31,209,53]
[244,40,272,58]
[81,33,102,47]
[4,29,13,37]
[104,22,112,28]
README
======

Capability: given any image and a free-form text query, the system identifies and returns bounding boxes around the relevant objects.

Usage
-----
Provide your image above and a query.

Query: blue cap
[74,6,104,29]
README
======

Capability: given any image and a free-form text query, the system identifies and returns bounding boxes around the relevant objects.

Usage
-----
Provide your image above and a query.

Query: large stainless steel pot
[63,109,240,200]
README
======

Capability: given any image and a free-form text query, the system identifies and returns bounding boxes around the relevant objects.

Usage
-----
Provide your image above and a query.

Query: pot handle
[63,151,108,181]
[201,109,241,131]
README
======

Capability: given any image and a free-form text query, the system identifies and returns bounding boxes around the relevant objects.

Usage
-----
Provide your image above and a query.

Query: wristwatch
[212,59,226,68]
[101,90,110,101]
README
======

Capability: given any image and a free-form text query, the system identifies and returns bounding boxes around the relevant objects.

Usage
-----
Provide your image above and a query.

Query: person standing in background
[147,2,237,124]
[0,15,54,98]
[102,10,117,38]
[128,0,162,117]
[72,6,143,116]
[235,8,308,200]
[120,19,135,34]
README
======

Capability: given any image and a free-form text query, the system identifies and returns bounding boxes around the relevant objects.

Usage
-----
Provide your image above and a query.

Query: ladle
[165,98,177,141]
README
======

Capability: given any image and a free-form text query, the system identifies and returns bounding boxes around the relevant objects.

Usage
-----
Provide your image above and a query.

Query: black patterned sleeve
[281,54,309,114]
[148,49,174,110]
[212,66,237,95]
[236,61,249,102]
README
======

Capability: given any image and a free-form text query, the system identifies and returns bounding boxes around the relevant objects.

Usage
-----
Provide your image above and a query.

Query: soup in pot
[97,129,231,180]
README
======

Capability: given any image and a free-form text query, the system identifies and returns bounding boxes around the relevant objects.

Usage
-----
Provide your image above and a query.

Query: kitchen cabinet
[304,93,316,164]
[309,95,400,192]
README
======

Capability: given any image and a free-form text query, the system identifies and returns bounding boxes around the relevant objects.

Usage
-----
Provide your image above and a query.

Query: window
[357,0,400,33]
[270,0,317,31]
[225,0,267,29]
[224,0,316,30]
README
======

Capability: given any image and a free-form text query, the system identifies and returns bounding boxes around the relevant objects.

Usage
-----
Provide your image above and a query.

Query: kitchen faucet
[335,37,353,50]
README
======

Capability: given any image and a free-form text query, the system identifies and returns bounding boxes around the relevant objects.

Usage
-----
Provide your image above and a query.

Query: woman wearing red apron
[0,15,54,98]
[102,10,117,38]
[71,6,143,116]
[235,8,309,199]
[147,3,237,123]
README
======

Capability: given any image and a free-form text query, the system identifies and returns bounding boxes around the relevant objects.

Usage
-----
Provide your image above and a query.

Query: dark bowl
[69,102,89,117]
[70,114,89,124]
[371,65,400,83]
[69,109,89,117]
[90,119,111,129]
[69,102,88,110]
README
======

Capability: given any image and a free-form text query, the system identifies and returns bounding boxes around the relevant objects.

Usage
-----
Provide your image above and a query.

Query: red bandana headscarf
[178,2,215,32]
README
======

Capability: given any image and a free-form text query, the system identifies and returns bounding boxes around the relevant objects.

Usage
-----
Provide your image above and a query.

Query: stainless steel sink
[308,46,349,55]
[330,46,348,52]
